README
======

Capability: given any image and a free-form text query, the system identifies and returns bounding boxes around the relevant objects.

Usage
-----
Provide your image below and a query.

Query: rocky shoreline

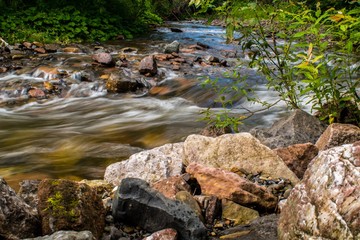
[1,109,360,240]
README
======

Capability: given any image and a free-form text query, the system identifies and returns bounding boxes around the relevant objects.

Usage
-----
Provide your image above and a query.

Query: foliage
[191,0,360,127]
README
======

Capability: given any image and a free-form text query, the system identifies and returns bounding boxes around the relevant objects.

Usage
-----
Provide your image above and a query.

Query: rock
[170,28,183,33]
[175,191,204,222]
[104,143,184,186]
[183,133,299,185]
[37,179,105,239]
[106,72,144,93]
[112,178,208,240]
[194,195,221,226]
[196,42,210,49]
[23,41,32,49]
[316,123,360,151]
[0,67,8,73]
[139,55,158,76]
[92,52,114,66]
[222,199,259,226]
[143,228,178,240]
[274,143,319,179]
[250,109,327,149]
[18,180,41,213]
[204,55,220,63]
[44,44,59,53]
[0,178,40,239]
[62,47,82,53]
[164,41,180,54]
[32,66,61,80]
[152,175,192,200]
[23,230,95,240]
[34,47,46,54]
[28,88,46,98]
[278,142,360,239]
[219,214,279,240]
[186,163,278,211]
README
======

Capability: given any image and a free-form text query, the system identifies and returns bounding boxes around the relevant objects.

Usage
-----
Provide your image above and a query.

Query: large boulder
[250,109,327,149]
[112,178,208,240]
[274,143,319,179]
[186,162,278,212]
[139,55,157,76]
[0,178,40,239]
[316,123,360,151]
[183,133,299,185]
[104,143,184,186]
[37,179,106,239]
[278,142,360,239]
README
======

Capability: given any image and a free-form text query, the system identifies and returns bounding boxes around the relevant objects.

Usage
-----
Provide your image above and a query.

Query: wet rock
[32,66,61,80]
[143,228,177,240]
[170,28,183,33]
[278,142,360,239]
[44,44,59,53]
[121,47,138,53]
[34,47,46,54]
[139,55,157,76]
[28,88,46,98]
[219,214,279,240]
[106,72,144,93]
[23,41,33,49]
[92,52,114,66]
[186,163,278,212]
[23,230,95,240]
[164,41,180,54]
[112,178,208,240]
[175,191,204,222]
[274,143,319,179]
[204,55,220,63]
[222,199,259,226]
[0,66,8,73]
[315,123,360,151]
[104,143,184,186]
[152,175,192,200]
[0,178,40,239]
[183,133,299,185]
[37,179,106,239]
[62,47,82,53]
[194,195,221,226]
[196,42,210,49]
[250,109,327,149]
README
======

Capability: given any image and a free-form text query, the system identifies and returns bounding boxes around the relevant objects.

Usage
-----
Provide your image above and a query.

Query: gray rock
[23,230,95,240]
[278,141,360,239]
[164,41,180,54]
[250,109,327,149]
[18,180,41,214]
[104,143,184,186]
[112,178,208,240]
[92,52,114,66]
[0,178,40,239]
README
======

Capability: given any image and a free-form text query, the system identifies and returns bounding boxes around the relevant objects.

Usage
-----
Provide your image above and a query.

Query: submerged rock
[112,178,208,240]
[278,142,360,239]
[0,178,40,239]
[37,179,105,239]
[250,109,327,149]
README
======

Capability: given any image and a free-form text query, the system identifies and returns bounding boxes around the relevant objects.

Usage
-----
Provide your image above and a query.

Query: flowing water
[0,21,290,189]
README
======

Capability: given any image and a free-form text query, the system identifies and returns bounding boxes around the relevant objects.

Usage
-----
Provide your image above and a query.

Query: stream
[0,21,289,189]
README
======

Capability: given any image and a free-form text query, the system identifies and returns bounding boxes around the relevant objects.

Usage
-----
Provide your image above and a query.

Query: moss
[45,191,79,222]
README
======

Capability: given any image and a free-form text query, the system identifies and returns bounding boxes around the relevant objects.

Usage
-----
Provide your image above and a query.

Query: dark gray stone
[112,178,208,240]
[0,178,40,239]
[250,109,327,149]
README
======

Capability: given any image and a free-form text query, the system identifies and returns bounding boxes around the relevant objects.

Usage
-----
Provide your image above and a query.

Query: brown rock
[23,41,32,49]
[186,163,278,211]
[175,191,204,222]
[0,67,8,73]
[34,47,46,54]
[139,55,157,76]
[28,88,46,98]
[143,228,178,240]
[62,47,82,53]
[278,142,360,239]
[316,123,360,151]
[222,199,259,226]
[106,72,144,93]
[194,195,221,225]
[274,143,319,179]
[37,179,106,239]
[44,44,59,53]
[152,175,191,200]
[33,66,61,80]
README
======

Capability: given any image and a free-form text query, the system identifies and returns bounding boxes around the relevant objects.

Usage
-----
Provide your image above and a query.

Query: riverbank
[1,109,360,239]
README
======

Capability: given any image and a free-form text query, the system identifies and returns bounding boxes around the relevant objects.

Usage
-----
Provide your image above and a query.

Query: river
[0,21,289,189]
